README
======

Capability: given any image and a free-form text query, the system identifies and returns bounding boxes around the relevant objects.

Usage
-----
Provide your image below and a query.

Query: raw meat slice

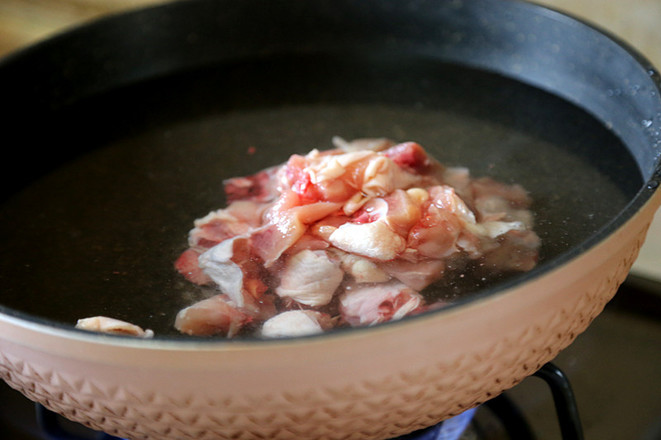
[170,138,541,338]
[75,316,154,338]
[174,294,253,337]
[275,250,344,307]
[339,282,424,327]
[329,220,406,261]
[261,310,333,338]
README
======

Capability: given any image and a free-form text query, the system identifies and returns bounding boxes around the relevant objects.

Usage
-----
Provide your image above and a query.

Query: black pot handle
[533,362,585,440]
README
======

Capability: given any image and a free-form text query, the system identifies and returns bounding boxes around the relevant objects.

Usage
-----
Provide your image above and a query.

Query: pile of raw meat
[173,138,540,338]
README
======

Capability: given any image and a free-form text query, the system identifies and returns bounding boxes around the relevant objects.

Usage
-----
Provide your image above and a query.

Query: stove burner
[394,408,476,440]
[35,407,476,440]
[36,404,122,440]
[33,363,583,440]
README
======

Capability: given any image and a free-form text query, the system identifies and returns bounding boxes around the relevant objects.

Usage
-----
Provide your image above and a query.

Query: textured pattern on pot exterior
[0,191,658,440]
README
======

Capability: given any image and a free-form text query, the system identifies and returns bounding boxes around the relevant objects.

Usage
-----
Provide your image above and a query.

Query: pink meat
[383,142,432,172]
[281,234,331,259]
[224,166,280,203]
[251,200,343,266]
[188,201,267,249]
[174,138,541,338]
[471,177,531,208]
[174,248,213,285]
[379,258,447,291]
[174,294,253,337]
[479,229,541,273]
[197,236,268,312]
[339,282,424,327]
[380,189,423,236]
[407,197,464,259]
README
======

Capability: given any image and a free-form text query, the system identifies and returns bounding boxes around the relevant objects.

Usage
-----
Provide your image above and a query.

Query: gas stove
[1,280,660,440]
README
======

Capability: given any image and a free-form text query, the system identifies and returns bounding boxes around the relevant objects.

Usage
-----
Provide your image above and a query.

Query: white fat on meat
[336,252,391,284]
[261,310,332,338]
[192,201,265,230]
[362,155,420,197]
[339,282,424,327]
[306,150,372,184]
[465,220,527,239]
[329,220,405,261]
[331,136,393,152]
[276,250,344,306]
[198,237,246,306]
[302,147,421,202]
[342,191,370,216]
[75,316,154,338]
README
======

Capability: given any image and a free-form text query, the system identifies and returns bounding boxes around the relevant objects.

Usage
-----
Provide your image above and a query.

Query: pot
[0,0,659,439]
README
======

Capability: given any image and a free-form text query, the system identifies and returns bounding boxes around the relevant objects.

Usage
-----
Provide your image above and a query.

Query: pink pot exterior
[1,190,659,440]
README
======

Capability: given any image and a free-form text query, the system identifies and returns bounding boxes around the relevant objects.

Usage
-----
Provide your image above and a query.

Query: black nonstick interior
[0,55,640,335]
